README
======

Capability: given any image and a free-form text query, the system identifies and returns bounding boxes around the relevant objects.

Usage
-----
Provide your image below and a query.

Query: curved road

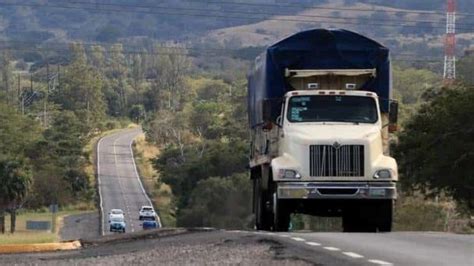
[97,128,152,235]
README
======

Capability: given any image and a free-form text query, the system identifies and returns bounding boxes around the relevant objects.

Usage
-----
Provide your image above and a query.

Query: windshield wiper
[322,119,360,125]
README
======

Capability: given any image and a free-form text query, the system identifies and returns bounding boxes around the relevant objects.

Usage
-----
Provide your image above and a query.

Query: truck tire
[343,204,377,232]
[376,200,393,232]
[272,192,290,232]
[254,178,272,231]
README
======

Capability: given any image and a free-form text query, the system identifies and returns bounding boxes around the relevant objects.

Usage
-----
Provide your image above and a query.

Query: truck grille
[309,145,364,177]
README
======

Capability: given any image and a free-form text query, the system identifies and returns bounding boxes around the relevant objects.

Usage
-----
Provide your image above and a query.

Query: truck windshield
[287,95,378,123]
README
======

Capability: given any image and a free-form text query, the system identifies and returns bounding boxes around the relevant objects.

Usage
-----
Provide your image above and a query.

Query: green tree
[178,173,252,229]
[0,103,39,233]
[0,103,41,157]
[154,139,248,208]
[89,45,106,70]
[56,43,106,127]
[130,53,145,104]
[395,84,474,210]
[106,44,129,115]
[129,104,145,123]
[27,111,90,207]
[0,156,32,234]
[0,52,14,105]
[393,66,440,105]
[457,53,474,85]
[147,46,191,111]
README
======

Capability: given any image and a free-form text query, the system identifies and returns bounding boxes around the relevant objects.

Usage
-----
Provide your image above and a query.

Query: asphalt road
[1,229,471,265]
[97,128,152,235]
[271,231,474,266]
[60,213,99,241]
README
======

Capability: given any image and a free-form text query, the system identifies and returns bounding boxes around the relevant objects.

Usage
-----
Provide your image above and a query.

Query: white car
[109,209,125,221]
[139,206,156,220]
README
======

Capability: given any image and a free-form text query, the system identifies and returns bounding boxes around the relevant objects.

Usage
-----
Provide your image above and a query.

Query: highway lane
[97,128,152,235]
[2,229,471,265]
[245,230,474,266]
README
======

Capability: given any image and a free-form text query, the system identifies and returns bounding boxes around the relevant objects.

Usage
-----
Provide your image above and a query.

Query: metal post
[443,0,456,83]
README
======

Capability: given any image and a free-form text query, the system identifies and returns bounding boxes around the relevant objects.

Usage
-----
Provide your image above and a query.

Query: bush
[177,173,252,229]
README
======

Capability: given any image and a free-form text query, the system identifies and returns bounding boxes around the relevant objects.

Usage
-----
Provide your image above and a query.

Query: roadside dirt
[60,213,100,242]
[0,229,311,266]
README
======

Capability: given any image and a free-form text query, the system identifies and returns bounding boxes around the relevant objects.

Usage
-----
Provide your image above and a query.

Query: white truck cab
[250,68,399,232]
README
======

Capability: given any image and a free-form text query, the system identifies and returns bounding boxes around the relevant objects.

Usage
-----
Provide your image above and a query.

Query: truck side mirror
[389,101,399,133]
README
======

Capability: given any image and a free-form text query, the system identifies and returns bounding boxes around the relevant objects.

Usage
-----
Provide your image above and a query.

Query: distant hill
[0,0,472,65]
[201,0,474,61]
[0,0,326,43]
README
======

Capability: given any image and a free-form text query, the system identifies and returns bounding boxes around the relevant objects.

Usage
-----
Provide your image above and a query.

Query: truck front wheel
[342,200,393,232]
[272,192,290,232]
[376,200,393,232]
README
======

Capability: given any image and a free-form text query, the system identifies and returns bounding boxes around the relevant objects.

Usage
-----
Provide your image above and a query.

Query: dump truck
[248,29,399,232]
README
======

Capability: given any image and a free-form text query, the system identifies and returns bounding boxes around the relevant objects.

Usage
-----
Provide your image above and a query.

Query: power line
[186,0,474,17]
[0,1,472,32]
[0,39,446,58]
[59,0,474,27]
[0,43,444,63]
[0,40,233,53]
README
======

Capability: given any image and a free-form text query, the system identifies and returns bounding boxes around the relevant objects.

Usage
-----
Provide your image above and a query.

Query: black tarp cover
[248,29,391,128]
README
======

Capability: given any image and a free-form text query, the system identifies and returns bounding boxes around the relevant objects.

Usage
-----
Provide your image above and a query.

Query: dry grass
[133,134,175,227]
[0,232,57,245]
[203,0,469,47]
[0,210,91,244]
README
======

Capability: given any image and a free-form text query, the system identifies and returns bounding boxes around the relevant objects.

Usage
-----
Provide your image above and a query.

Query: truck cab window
[287,95,378,124]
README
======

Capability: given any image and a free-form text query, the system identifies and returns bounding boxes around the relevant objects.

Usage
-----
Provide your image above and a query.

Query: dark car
[109,217,126,233]
[142,217,160,230]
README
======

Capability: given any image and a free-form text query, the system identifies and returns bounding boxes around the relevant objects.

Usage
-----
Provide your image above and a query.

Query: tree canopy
[395,84,474,210]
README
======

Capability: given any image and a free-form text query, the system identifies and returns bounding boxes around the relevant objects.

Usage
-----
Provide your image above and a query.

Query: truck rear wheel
[254,178,272,231]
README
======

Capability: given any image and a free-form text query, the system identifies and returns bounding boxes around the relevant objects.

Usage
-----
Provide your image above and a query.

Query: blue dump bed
[248,29,391,128]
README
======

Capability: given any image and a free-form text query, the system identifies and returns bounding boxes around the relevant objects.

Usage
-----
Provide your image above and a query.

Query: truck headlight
[373,169,391,179]
[278,169,302,179]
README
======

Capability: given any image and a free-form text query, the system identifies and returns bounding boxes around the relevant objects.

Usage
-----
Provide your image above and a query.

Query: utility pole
[17,74,20,108]
[44,61,50,126]
[443,0,456,83]
[57,64,60,92]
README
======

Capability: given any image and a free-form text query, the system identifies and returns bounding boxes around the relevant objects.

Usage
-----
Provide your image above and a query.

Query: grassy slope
[0,210,92,244]
[133,133,175,227]
[203,0,473,52]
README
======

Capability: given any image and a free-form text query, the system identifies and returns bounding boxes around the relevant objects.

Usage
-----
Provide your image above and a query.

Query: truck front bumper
[277,181,397,200]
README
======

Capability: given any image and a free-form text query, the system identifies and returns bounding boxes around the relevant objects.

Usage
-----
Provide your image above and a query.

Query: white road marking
[113,136,134,233]
[279,234,290,238]
[323,247,340,251]
[343,252,364,258]
[368,259,393,265]
[97,136,105,236]
[305,242,321,246]
[291,237,306,242]
[128,132,154,207]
